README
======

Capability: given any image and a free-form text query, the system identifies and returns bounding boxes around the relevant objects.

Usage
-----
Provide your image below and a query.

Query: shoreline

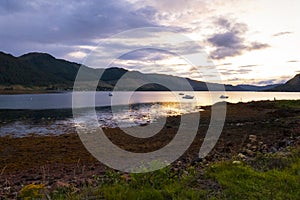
[1,89,300,95]
[0,90,66,95]
[0,100,299,197]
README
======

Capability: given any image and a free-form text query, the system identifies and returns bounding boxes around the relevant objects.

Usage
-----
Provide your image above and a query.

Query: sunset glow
[1,0,299,85]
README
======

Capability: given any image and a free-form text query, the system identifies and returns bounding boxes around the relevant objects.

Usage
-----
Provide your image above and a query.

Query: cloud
[226,77,240,82]
[219,63,232,66]
[257,79,277,85]
[207,17,270,60]
[67,51,87,60]
[215,17,248,34]
[0,0,159,58]
[247,42,270,50]
[118,48,171,61]
[236,69,252,74]
[131,0,210,24]
[273,31,292,37]
[209,47,241,60]
[208,32,245,49]
[255,76,290,85]
[238,64,259,68]
[219,68,252,76]
[0,0,33,14]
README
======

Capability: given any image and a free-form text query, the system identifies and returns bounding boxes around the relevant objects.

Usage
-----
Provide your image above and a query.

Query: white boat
[182,95,194,99]
[219,95,229,99]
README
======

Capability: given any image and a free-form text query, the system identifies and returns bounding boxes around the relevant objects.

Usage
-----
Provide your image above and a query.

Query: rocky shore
[0,100,299,198]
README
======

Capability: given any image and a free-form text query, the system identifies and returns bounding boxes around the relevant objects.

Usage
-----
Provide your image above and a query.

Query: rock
[3,187,11,191]
[237,153,247,160]
[34,175,42,181]
[55,181,70,188]
[173,167,179,172]
[251,145,257,151]
[270,147,278,153]
[249,135,257,143]
[278,139,292,148]
[261,144,268,150]
[232,161,242,164]
[191,158,203,165]
[245,149,254,157]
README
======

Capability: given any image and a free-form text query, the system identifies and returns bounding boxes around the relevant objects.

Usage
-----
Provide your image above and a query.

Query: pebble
[261,144,268,150]
[245,149,254,157]
[270,147,278,153]
[249,135,257,143]
[232,161,242,164]
[237,153,247,159]
[251,145,257,150]
[4,187,11,191]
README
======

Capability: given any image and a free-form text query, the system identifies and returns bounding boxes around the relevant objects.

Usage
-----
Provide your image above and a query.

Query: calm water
[0,91,299,110]
[0,91,299,137]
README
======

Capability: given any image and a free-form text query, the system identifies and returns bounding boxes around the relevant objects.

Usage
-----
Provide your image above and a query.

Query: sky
[0,0,299,85]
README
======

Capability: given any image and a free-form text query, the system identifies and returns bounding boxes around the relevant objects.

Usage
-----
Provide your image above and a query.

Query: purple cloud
[273,31,292,37]
[207,17,270,60]
[0,0,159,58]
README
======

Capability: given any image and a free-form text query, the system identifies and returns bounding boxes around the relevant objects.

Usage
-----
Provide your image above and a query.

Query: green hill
[270,74,300,92]
[0,52,79,86]
[1,51,298,92]
[0,52,111,91]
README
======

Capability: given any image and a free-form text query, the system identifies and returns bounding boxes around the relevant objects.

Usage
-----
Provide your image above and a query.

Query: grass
[274,100,300,109]
[50,165,210,200]
[39,146,300,200]
[206,148,300,200]
[206,162,300,199]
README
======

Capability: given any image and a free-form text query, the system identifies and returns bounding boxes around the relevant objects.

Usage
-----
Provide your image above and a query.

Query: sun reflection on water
[111,102,201,127]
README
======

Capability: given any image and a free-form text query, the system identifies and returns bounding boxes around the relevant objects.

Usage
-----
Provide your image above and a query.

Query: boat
[109,93,113,96]
[182,95,194,99]
[179,93,184,95]
[219,95,229,99]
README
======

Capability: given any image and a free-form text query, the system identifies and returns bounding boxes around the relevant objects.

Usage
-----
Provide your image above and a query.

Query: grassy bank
[18,146,300,200]
[206,148,300,199]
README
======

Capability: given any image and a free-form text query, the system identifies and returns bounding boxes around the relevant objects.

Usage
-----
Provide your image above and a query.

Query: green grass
[274,100,300,109]
[206,149,300,200]
[44,147,300,199]
[50,166,210,200]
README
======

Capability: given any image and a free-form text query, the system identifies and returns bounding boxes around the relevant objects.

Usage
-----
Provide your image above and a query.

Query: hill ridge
[0,51,298,92]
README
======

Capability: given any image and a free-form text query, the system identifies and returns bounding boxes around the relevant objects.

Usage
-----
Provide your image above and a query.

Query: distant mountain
[0,51,111,90]
[0,52,79,85]
[269,74,300,92]
[237,84,281,91]
[0,51,297,92]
